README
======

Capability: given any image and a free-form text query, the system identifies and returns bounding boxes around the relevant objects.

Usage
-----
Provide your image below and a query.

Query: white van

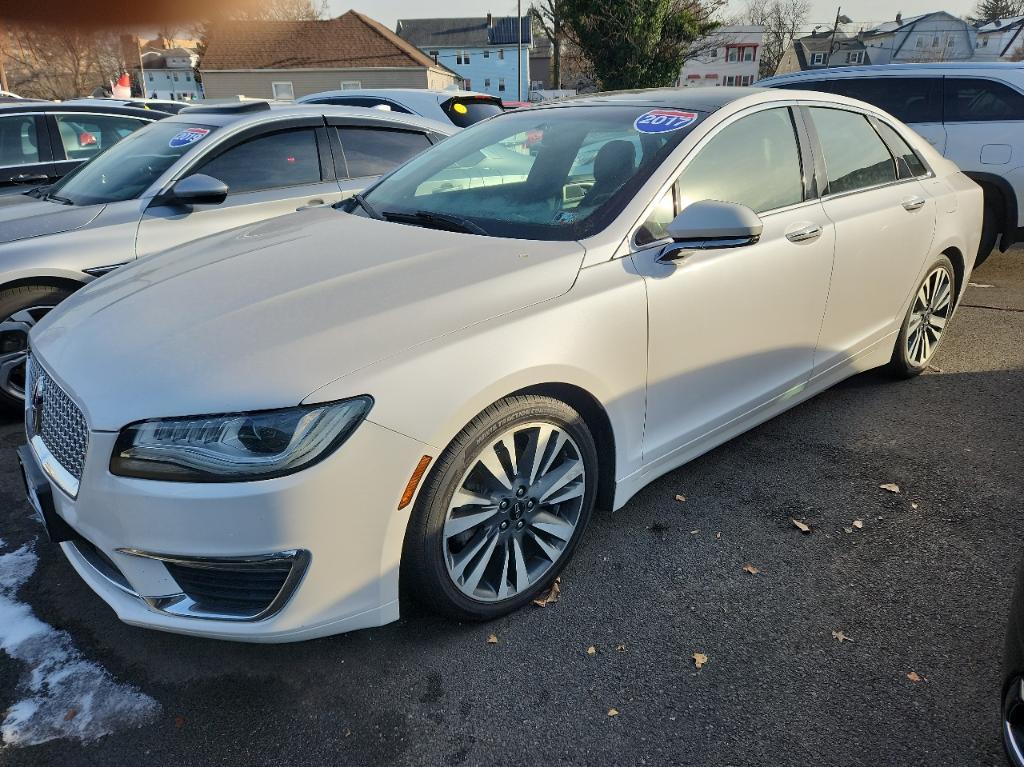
[761,63,1024,265]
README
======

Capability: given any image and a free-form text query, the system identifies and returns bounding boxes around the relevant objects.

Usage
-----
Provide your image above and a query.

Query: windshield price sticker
[169,127,211,148]
[634,110,698,134]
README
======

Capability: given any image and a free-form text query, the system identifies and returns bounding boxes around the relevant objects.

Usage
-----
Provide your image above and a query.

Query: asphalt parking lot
[0,248,1022,767]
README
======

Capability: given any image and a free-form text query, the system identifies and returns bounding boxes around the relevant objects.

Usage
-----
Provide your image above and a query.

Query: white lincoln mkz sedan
[19,88,982,642]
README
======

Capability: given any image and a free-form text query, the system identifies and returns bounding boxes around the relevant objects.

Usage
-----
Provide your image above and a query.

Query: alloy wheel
[443,422,586,602]
[0,305,56,401]
[906,266,952,368]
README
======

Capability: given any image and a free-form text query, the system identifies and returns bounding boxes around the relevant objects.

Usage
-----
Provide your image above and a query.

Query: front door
[136,125,345,257]
[632,106,836,464]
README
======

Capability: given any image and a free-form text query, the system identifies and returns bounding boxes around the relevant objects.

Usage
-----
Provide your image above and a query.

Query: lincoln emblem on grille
[29,373,43,436]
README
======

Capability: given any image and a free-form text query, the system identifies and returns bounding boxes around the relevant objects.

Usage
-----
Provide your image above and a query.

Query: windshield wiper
[44,192,74,206]
[340,192,382,220]
[382,210,487,236]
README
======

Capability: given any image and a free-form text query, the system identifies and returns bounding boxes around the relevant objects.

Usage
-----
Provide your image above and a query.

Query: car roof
[762,62,1024,84]
[529,86,770,113]
[0,100,166,119]
[298,88,499,104]
[163,102,456,135]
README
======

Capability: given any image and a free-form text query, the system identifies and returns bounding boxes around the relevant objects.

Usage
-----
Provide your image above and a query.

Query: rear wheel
[0,285,74,409]
[887,255,955,379]
[402,395,598,621]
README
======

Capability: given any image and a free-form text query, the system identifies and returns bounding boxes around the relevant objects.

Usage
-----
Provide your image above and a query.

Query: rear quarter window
[944,78,1024,122]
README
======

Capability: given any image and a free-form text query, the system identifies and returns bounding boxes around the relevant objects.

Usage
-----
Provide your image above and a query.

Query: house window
[457,50,470,65]
[484,78,491,88]
[946,37,955,47]
[147,73,153,81]
[811,52,826,65]
[846,51,863,64]
[173,73,179,81]
[743,46,754,61]
[916,37,925,48]
[932,35,940,47]
[341,80,362,89]
[724,75,736,85]
[464,79,471,89]
[498,78,506,92]
[727,47,739,62]
[186,73,192,81]
[710,48,717,58]
[484,50,490,58]
[498,48,504,60]
[272,81,295,100]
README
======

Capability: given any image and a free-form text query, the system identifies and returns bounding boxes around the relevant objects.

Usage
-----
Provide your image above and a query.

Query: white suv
[761,63,1024,265]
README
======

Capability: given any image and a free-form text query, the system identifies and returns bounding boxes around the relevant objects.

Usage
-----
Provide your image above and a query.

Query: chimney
[486,12,493,27]
[896,12,902,24]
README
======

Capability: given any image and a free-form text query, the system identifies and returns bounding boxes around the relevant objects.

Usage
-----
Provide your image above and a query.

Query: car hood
[32,208,586,431]
[0,195,104,245]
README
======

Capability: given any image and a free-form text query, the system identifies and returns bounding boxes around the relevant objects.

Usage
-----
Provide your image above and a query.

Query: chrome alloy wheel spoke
[443,421,586,602]
[0,305,56,400]
[906,267,952,368]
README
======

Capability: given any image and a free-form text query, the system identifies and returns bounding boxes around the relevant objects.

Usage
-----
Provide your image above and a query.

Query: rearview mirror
[161,174,229,207]
[660,200,763,262]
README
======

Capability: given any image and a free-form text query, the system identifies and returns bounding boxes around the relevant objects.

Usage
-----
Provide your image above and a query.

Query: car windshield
[356,105,704,240]
[47,121,218,206]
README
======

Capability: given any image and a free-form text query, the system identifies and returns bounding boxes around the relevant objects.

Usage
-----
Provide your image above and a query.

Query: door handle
[902,196,927,212]
[785,223,822,243]
[295,198,327,211]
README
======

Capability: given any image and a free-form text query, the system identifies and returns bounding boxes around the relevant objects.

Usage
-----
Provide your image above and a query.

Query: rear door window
[809,107,897,195]
[827,77,942,124]
[335,128,431,178]
[194,128,321,193]
[944,77,1024,122]
[0,114,41,167]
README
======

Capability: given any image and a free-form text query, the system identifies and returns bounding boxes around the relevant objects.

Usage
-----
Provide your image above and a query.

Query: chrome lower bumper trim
[29,434,79,499]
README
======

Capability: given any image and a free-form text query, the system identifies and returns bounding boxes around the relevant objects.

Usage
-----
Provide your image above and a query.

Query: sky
[334,0,979,33]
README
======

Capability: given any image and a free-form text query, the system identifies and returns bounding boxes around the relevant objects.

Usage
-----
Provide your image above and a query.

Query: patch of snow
[0,541,159,747]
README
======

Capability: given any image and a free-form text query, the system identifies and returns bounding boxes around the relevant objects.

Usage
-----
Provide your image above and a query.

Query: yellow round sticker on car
[453,103,468,114]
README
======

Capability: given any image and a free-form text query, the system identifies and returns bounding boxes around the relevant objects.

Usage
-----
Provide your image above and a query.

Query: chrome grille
[26,356,89,481]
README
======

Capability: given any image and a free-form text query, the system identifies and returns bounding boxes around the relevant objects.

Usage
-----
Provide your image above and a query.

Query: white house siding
[679,26,764,87]
[863,15,976,64]
[143,69,202,100]
[200,68,456,99]
[974,17,1024,61]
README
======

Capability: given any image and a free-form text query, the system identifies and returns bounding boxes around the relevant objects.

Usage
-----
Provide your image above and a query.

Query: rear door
[136,120,343,257]
[48,112,151,179]
[327,120,436,197]
[806,106,937,373]
[0,113,56,194]
[824,77,947,153]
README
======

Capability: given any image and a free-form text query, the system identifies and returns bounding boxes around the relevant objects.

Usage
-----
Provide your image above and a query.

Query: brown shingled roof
[201,11,441,71]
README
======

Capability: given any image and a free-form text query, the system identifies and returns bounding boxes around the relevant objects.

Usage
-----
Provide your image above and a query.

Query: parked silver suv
[0,100,454,406]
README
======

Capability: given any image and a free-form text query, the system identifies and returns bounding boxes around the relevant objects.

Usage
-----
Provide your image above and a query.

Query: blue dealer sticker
[169,127,210,148]
[634,109,698,134]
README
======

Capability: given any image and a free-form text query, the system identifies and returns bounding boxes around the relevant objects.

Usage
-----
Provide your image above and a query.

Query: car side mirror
[659,199,763,262]
[160,173,229,207]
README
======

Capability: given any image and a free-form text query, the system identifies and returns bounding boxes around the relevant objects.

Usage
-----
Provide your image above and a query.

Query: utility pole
[0,22,9,94]
[517,0,523,101]
[827,6,841,66]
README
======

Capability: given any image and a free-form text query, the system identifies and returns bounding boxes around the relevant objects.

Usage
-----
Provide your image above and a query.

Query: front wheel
[887,255,955,379]
[402,395,598,622]
[0,285,74,409]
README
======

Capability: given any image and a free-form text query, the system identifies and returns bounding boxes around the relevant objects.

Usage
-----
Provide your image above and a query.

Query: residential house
[137,48,202,101]
[775,28,870,74]
[678,25,765,87]
[974,16,1024,61]
[200,11,460,101]
[859,12,976,64]
[396,15,531,100]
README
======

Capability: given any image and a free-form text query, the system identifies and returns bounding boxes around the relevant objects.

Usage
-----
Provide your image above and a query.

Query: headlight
[110,397,373,482]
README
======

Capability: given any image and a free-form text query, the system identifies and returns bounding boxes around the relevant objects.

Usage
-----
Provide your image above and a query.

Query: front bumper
[19,419,431,642]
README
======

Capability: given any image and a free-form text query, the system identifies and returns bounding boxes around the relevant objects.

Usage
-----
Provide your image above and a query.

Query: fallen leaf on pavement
[615,643,627,652]
[906,671,924,683]
[911,502,919,510]
[715,532,721,540]
[486,634,498,644]
[690,529,699,535]
[843,527,853,534]
[880,483,900,493]
[852,519,864,529]
[791,518,811,534]
[693,652,708,669]
[64,709,77,721]
[586,645,597,656]
[175,716,186,729]
[832,630,852,642]
[742,563,760,575]
[607,708,620,717]
[969,282,994,288]
[532,577,561,607]
[675,494,686,502]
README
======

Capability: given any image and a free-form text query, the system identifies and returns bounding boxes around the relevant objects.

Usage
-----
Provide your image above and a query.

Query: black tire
[976,202,999,269]
[0,284,74,410]
[402,395,598,622]
[887,255,956,379]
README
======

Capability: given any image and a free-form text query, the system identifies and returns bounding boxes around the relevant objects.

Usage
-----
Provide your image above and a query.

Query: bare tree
[231,0,327,21]
[531,0,566,88]
[969,0,1024,24]
[744,0,810,78]
[4,25,124,99]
